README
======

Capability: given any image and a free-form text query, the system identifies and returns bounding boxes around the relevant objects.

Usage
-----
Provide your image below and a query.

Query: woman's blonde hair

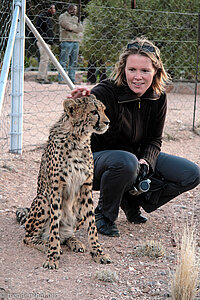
[111,37,170,95]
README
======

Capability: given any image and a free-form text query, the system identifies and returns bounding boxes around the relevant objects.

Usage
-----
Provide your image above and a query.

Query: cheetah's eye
[91,110,98,115]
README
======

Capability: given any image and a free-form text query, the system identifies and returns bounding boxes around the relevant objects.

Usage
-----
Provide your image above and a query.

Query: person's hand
[70,87,91,99]
[138,159,149,174]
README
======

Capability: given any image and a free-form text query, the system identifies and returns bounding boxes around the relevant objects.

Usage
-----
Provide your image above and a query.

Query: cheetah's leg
[79,181,111,264]
[75,214,85,231]
[23,195,50,253]
[23,236,48,253]
[43,185,62,269]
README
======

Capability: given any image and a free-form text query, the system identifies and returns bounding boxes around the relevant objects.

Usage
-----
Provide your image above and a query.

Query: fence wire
[0,1,200,153]
[0,1,12,151]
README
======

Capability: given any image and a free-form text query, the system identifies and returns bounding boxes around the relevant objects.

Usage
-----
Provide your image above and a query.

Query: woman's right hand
[71,86,91,99]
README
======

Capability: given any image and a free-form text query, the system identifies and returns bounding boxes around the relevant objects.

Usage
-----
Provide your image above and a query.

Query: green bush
[80,0,200,81]
[24,56,38,69]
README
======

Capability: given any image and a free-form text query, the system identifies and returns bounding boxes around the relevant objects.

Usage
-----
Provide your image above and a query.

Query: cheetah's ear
[63,98,78,115]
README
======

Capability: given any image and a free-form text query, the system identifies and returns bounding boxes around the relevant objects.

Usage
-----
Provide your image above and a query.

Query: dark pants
[87,59,107,84]
[93,150,200,222]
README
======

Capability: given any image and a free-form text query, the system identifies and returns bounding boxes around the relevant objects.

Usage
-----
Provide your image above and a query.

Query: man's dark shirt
[36,12,54,45]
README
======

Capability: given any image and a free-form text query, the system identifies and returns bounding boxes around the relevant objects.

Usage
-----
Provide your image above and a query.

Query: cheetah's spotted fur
[16,95,111,269]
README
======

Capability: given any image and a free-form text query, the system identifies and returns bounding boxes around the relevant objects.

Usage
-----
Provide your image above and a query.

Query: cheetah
[16,95,111,269]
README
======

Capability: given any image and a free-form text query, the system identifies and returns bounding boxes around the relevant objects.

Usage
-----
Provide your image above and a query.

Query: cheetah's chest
[67,158,92,184]
[59,145,93,186]
[46,138,93,190]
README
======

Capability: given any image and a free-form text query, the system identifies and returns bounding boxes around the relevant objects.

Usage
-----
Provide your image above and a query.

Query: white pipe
[25,15,75,90]
[0,4,20,114]
[10,0,25,154]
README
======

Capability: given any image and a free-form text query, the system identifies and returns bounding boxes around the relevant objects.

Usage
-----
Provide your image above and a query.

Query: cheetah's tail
[16,207,30,225]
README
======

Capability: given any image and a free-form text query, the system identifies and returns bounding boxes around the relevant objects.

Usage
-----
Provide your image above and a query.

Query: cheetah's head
[63,95,110,135]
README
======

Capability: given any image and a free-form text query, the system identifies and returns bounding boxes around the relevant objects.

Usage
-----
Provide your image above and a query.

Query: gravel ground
[0,84,200,300]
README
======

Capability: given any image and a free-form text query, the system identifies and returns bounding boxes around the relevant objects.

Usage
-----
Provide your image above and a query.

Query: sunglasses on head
[127,42,158,58]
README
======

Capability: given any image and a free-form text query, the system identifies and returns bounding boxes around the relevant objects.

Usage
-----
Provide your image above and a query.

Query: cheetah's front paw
[91,252,111,264]
[43,258,59,269]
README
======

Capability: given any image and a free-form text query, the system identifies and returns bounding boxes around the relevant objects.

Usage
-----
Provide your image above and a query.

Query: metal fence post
[193,13,200,131]
[10,0,26,154]
[0,4,19,114]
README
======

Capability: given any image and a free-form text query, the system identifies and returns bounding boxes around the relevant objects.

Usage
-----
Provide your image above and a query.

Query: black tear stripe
[94,103,100,128]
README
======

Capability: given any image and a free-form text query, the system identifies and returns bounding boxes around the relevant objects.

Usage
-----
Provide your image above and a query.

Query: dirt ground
[0,83,200,300]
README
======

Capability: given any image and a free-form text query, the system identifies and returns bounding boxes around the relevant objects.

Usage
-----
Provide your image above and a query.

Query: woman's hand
[70,87,91,99]
[139,159,149,173]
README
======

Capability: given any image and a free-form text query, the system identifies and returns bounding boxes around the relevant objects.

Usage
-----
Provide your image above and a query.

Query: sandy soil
[0,82,200,300]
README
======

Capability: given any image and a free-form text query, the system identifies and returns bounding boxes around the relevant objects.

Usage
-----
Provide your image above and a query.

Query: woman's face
[125,54,156,97]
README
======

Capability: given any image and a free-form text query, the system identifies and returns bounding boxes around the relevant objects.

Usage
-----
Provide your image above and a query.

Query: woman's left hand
[139,159,149,173]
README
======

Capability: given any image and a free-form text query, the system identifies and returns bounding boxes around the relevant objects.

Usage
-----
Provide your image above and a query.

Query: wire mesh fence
[0,0,200,154]
[0,1,12,151]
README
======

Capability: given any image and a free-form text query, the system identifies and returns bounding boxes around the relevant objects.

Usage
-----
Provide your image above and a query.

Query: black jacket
[36,12,54,45]
[91,79,167,172]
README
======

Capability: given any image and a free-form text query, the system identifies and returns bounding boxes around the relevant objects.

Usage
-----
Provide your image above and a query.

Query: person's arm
[139,93,167,173]
[70,81,115,122]
[46,18,54,44]
[71,81,112,104]
[59,14,83,33]
[36,15,43,35]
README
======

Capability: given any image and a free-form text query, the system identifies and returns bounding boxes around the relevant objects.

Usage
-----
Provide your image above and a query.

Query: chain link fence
[0,0,12,150]
[0,0,200,153]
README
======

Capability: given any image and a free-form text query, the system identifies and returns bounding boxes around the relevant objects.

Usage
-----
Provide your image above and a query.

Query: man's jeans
[58,41,79,83]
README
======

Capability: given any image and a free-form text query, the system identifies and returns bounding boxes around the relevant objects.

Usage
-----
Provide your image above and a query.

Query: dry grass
[171,223,199,300]
[133,240,165,258]
[95,269,119,283]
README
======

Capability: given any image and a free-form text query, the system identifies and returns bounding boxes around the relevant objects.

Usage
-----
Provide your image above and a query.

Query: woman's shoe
[121,193,148,224]
[95,208,120,237]
[127,212,148,224]
[36,78,52,84]
[122,206,148,224]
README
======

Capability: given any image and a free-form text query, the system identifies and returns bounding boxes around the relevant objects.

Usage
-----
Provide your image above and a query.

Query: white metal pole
[10,0,25,154]
[0,4,19,114]
[25,15,75,90]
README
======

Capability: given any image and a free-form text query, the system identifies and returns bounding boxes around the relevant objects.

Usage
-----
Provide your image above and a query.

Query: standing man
[58,4,83,84]
[36,4,56,84]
